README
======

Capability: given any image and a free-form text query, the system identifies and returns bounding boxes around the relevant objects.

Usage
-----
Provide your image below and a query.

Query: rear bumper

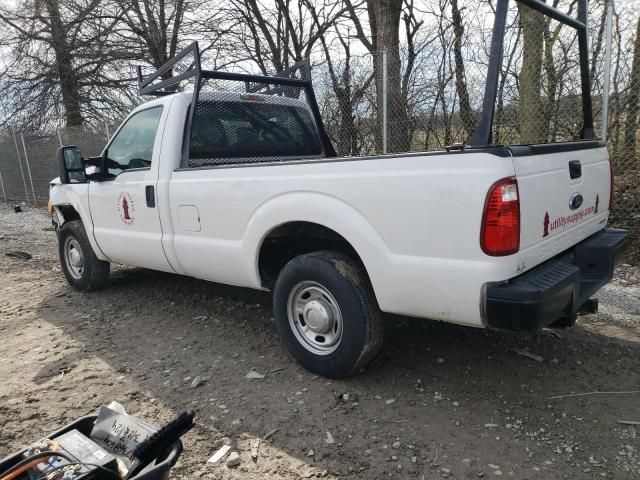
[484,228,631,332]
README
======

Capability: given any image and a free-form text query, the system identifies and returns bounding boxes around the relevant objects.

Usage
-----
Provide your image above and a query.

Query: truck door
[88,105,174,272]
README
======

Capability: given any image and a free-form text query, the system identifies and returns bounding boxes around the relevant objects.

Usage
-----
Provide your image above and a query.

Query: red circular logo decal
[117,191,135,225]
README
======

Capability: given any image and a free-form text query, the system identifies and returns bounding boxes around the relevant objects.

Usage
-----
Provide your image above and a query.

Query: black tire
[273,251,384,378]
[58,220,110,292]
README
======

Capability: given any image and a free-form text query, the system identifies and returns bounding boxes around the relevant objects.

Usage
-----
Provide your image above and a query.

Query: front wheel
[58,220,110,292]
[273,251,383,378]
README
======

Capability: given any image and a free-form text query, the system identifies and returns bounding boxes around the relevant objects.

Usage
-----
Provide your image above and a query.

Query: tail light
[609,158,614,210]
[481,177,520,256]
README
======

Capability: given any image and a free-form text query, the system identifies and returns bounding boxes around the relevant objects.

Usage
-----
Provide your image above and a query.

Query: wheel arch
[49,183,108,261]
[53,204,81,226]
[245,192,389,298]
[257,221,370,288]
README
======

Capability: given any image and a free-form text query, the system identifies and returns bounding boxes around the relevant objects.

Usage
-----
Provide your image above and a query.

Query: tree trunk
[336,87,355,155]
[451,0,474,139]
[369,0,408,153]
[43,0,82,126]
[623,15,640,161]
[517,4,546,144]
[543,23,558,141]
[610,14,623,156]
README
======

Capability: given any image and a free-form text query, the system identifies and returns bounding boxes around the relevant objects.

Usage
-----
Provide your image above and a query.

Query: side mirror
[85,155,106,180]
[57,146,87,184]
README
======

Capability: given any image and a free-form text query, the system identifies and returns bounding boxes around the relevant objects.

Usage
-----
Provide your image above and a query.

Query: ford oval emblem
[569,193,584,210]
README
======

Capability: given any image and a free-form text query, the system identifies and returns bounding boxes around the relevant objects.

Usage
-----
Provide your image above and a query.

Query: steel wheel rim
[287,281,343,355]
[64,237,84,280]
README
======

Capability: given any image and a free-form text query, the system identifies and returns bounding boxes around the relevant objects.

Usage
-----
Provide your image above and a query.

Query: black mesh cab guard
[135,42,337,168]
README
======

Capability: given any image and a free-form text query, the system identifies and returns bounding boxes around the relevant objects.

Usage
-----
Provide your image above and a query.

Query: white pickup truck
[50,29,629,377]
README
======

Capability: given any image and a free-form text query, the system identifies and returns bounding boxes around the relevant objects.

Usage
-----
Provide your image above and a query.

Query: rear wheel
[273,251,383,378]
[58,220,110,292]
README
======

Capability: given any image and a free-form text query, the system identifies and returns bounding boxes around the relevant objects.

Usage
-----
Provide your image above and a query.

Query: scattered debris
[250,439,260,460]
[484,423,500,428]
[307,449,315,457]
[325,431,335,444]
[208,444,231,464]
[191,376,204,388]
[226,451,241,468]
[542,328,562,338]
[617,420,640,426]
[452,401,460,407]
[437,357,445,364]
[5,251,32,261]
[431,444,439,465]
[511,348,544,362]
[245,369,265,380]
[263,429,279,440]
[549,390,640,400]
[385,398,397,405]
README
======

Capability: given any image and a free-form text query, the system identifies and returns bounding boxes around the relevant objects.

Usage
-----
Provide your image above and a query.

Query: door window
[106,107,163,175]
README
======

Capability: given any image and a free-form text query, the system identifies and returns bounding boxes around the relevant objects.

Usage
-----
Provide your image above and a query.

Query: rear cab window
[189,98,323,166]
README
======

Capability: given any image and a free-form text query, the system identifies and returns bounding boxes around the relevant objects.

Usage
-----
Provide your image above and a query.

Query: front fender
[49,182,108,261]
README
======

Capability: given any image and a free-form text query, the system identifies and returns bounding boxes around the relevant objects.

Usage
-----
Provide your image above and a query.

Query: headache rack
[136,42,336,167]
[469,0,595,147]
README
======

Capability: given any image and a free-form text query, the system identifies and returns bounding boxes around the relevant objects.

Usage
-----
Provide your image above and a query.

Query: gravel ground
[0,204,639,480]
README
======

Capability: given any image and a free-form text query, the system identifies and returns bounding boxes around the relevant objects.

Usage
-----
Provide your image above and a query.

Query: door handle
[145,185,155,208]
[569,160,582,179]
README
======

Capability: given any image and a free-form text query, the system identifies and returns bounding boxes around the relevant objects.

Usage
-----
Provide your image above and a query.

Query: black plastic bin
[0,415,183,480]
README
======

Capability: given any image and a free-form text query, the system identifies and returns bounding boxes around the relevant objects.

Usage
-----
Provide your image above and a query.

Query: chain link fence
[0,124,117,206]
[0,2,637,239]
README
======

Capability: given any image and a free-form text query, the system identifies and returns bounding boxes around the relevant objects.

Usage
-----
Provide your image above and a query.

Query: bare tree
[222,0,345,75]
[623,15,640,160]
[312,11,374,155]
[608,9,625,154]
[344,0,413,152]
[114,0,187,70]
[450,0,473,138]
[0,0,130,129]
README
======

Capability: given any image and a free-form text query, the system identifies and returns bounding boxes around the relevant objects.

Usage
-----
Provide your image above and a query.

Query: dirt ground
[1,204,639,480]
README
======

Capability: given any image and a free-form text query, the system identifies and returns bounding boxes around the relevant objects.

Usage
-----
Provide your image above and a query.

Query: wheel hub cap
[303,299,332,333]
[64,237,84,280]
[69,248,82,268]
[287,281,344,356]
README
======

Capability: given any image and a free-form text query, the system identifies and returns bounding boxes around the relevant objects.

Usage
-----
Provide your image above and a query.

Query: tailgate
[511,142,611,270]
